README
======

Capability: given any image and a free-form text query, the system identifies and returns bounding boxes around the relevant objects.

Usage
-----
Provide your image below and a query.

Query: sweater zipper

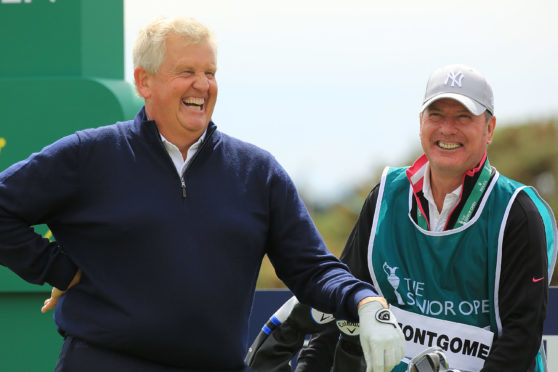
[180,177,187,198]
[177,126,216,199]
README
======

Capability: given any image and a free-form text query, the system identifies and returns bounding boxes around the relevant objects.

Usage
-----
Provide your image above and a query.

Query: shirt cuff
[350,287,379,319]
[44,243,78,290]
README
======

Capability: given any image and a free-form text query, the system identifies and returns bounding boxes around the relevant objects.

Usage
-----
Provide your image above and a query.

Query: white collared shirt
[422,163,462,232]
[160,130,207,177]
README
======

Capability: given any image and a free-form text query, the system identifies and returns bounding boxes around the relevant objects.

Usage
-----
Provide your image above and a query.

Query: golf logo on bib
[383,262,405,305]
[382,262,490,319]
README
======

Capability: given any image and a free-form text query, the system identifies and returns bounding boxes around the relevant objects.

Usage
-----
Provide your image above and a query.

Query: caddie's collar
[405,153,488,195]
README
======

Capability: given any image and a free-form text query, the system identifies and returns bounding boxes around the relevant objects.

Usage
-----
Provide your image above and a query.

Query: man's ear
[487,115,496,145]
[134,67,152,99]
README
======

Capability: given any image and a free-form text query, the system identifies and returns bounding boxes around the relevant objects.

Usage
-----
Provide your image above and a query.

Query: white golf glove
[359,300,406,372]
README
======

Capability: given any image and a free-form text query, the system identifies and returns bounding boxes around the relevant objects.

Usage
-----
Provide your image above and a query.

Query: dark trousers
[55,336,251,372]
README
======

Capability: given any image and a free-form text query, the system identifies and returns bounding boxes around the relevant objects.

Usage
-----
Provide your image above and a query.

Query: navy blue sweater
[0,108,376,370]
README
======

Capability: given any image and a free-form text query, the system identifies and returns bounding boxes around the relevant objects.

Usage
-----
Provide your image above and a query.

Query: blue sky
[124,0,558,202]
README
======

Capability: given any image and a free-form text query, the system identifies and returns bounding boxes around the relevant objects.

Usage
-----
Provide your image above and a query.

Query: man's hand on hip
[358,297,406,372]
[41,269,82,313]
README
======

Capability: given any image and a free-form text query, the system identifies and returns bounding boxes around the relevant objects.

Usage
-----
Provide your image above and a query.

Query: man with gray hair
[0,17,405,371]
[246,64,556,372]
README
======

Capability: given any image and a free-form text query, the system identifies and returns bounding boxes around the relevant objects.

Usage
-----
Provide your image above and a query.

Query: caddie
[246,64,557,372]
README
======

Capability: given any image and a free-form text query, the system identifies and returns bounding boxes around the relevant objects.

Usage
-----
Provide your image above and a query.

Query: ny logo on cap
[445,71,464,87]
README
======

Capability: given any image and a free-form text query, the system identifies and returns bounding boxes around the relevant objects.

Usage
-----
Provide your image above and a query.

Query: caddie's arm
[481,193,550,371]
[358,296,406,372]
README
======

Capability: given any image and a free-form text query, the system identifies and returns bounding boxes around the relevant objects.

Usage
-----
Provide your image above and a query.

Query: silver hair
[132,17,217,74]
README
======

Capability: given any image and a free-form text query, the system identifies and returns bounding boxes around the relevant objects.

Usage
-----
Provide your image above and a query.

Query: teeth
[183,97,205,105]
[438,142,461,149]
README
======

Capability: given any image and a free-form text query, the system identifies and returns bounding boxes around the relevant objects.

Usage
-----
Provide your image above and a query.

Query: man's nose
[193,73,209,90]
[440,118,458,134]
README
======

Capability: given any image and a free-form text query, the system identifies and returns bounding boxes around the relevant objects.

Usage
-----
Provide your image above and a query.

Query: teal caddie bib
[368,166,557,372]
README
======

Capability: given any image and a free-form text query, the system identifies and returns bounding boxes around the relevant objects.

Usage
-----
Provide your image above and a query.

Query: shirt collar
[159,130,207,153]
[406,153,487,194]
[144,108,208,151]
[422,162,462,206]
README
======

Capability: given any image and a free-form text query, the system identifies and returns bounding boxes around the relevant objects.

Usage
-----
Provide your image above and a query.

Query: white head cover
[421,64,494,116]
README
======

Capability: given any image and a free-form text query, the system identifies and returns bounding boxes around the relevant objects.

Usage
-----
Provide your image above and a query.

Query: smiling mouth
[182,97,205,111]
[437,141,462,150]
